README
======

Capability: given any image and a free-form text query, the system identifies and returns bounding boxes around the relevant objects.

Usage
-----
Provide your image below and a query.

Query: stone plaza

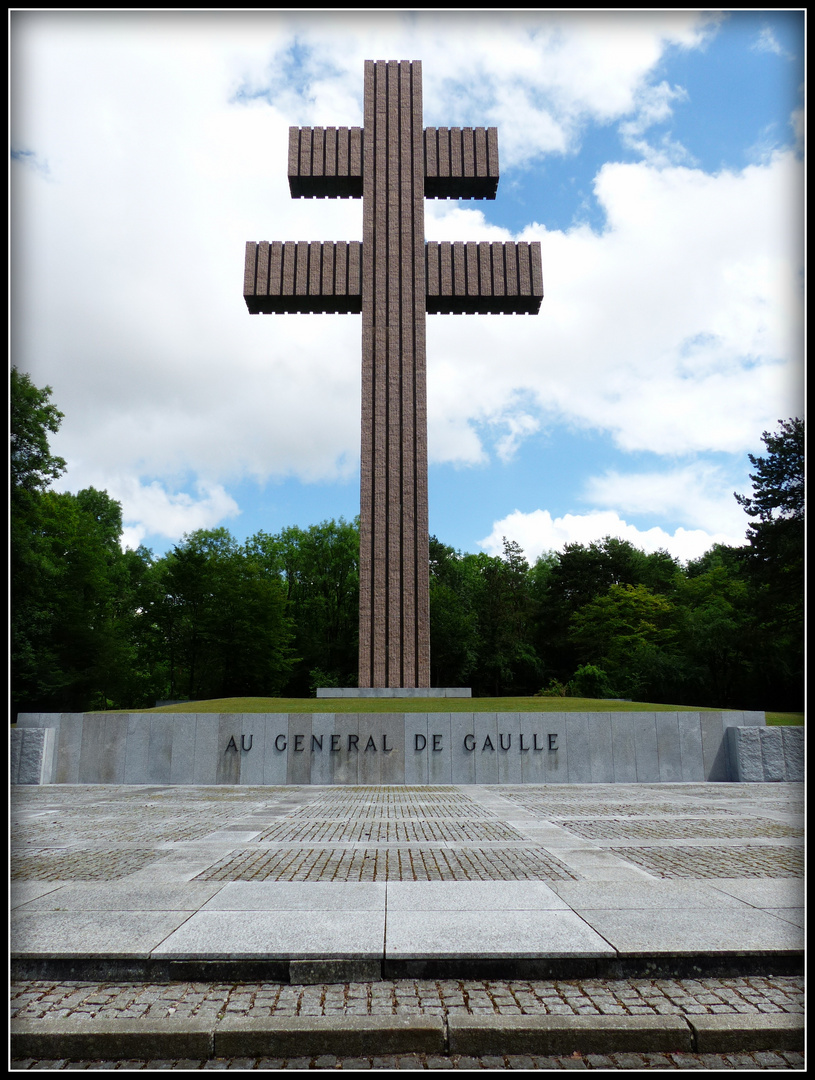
[11,781,804,1064]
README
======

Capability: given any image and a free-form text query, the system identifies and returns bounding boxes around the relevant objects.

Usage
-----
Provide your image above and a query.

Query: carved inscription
[227,731,558,753]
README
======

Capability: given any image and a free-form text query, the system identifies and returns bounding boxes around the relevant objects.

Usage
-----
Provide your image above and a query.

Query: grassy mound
[139,696,744,715]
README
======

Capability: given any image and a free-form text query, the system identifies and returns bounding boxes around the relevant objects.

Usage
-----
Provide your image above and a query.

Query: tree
[674,559,754,707]
[734,418,804,599]
[10,367,66,496]
[254,519,359,693]
[529,536,680,689]
[147,528,297,700]
[12,369,168,714]
[568,583,680,701]
[428,537,480,688]
[735,418,804,525]
[733,418,804,709]
[11,369,68,714]
[469,538,541,696]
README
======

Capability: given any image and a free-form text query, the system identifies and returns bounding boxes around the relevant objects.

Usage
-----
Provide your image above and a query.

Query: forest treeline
[11,368,804,717]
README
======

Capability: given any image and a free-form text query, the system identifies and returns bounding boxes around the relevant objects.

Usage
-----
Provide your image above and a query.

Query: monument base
[11,710,802,787]
[316,687,472,699]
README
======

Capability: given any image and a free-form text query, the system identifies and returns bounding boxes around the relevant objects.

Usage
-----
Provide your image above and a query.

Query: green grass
[766,712,804,726]
[132,695,749,715]
[17,703,804,725]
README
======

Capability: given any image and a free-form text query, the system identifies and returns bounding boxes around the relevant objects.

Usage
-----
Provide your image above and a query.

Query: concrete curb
[10,1018,212,1061]
[11,951,805,985]
[11,1012,804,1061]
[688,1013,805,1053]
[215,1015,445,1057]
[447,1014,692,1054]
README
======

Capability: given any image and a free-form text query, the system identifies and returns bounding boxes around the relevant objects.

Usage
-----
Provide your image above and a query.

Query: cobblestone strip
[11,977,804,1023]
[192,845,579,882]
[558,819,803,839]
[254,820,524,842]
[607,845,804,878]
[10,1051,806,1069]
[10,849,162,882]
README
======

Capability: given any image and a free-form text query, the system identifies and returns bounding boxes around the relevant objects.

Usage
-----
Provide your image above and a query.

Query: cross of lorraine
[244,60,543,690]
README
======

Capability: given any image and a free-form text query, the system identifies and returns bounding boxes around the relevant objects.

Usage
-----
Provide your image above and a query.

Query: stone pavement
[11,782,804,1063]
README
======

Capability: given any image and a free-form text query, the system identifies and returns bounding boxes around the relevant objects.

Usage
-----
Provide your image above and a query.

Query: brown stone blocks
[359,60,430,687]
[424,126,499,199]
[244,242,363,313]
[245,60,541,688]
[288,126,364,198]
[425,241,543,313]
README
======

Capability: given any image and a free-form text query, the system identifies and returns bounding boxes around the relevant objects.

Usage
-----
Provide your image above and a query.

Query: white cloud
[751,26,789,59]
[617,81,695,167]
[480,508,745,565]
[582,463,748,536]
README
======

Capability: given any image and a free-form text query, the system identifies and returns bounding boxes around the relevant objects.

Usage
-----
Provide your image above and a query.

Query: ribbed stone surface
[243,61,543,689]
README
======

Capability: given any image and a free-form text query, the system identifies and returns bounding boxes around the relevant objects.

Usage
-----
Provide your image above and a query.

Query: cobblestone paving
[15,812,249,846]
[609,845,805,878]
[12,783,804,885]
[492,784,803,817]
[254,820,525,842]
[195,845,580,881]
[291,803,500,820]
[292,789,497,819]
[493,796,727,817]
[11,1051,807,1069]
[559,818,804,839]
[10,848,161,881]
[11,976,804,1021]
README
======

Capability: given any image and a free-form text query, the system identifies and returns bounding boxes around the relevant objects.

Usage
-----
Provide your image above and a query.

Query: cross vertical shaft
[359,60,430,688]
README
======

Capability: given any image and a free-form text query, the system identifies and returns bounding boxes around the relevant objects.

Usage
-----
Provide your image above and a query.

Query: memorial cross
[244,60,543,689]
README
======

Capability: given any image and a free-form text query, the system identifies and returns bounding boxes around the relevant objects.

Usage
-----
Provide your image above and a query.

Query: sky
[11,10,805,566]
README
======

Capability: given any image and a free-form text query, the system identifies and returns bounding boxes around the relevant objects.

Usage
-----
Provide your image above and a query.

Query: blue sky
[11,11,804,565]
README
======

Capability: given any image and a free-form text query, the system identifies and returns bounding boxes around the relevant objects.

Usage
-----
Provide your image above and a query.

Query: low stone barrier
[12,710,778,785]
[726,725,803,782]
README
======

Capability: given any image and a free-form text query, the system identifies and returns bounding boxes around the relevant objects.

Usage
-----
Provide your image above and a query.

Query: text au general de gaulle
[225,732,560,753]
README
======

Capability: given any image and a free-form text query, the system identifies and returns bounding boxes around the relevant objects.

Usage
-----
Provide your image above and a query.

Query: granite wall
[13,711,786,786]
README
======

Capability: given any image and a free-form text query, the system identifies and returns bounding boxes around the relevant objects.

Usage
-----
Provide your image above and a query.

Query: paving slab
[200,881,386,911]
[549,880,755,909]
[11,910,193,957]
[386,881,568,910]
[385,909,615,960]
[575,907,803,955]
[152,909,386,961]
[10,882,66,908]
[12,882,226,911]
[705,877,805,907]
[763,908,805,927]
